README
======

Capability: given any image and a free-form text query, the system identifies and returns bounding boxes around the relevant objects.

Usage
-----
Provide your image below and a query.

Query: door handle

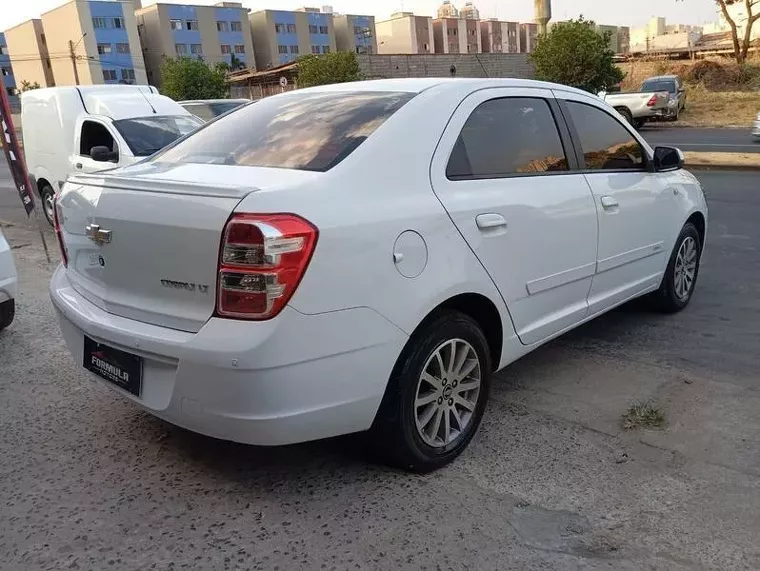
[75,163,83,169]
[476,213,507,230]
[600,196,619,209]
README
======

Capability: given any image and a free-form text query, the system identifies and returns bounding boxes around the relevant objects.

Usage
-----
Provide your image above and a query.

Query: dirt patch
[679,87,760,127]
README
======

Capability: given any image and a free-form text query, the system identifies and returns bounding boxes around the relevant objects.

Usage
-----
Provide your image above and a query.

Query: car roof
[179,99,249,104]
[298,77,593,97]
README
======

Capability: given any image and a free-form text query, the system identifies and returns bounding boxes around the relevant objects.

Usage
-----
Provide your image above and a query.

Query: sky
[0,0,721,33]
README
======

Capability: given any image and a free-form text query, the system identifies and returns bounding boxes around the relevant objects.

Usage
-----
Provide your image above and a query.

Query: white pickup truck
[598,87,670,129]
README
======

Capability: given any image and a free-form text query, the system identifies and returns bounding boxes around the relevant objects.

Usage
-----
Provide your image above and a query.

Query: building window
[354,26,361,35]
[170,19,183,30]
[186,20,199,31]
[102,69,118,81]
[217,21,229,32]
[116,43,130,54]
[113,17,125,29]
[230,21,242,32]
[93,17,107,29]
[311,45,320,54]
[1,67,11,77]
[287,24,297,33]
[322,45,330,53]
[274,23,286,33]
[234,44,245,54]
[220,44,232,54]
[97,43,112,55]
[308,24,318,34]
[319,25,329,34]
[277,45,288,54]
[175,43,188,55]
[122,68,136,82]
[190,44,203,55]
[290,45,299,54]
[6,87,15,97]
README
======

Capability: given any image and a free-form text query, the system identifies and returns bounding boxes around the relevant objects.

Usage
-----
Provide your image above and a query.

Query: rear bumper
[50,265,408,446]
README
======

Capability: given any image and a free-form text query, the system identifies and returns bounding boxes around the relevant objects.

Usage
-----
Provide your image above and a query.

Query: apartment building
[136,2,255,85]
[480,20,520,53]
[0,33,15,98]
[376,12,434,54]
[519,22,538,53]
[4,20,56,89]
[433,18,481,54]
[334,14,377,54]
[40,0,147,86]
[250,8,336,70]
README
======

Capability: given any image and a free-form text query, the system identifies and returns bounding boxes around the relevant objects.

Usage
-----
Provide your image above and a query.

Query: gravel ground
[1,170,759,570]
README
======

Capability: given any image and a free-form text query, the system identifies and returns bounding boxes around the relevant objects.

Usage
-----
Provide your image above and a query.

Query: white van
[22,85,202,225]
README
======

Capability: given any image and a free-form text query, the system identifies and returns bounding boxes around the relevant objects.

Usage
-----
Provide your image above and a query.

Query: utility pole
[69,40,81,85]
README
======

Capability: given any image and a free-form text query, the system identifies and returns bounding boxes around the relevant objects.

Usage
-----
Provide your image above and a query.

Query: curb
[683,151,760,172]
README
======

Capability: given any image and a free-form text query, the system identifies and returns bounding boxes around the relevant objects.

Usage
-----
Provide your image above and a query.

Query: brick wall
[358,53,534,79]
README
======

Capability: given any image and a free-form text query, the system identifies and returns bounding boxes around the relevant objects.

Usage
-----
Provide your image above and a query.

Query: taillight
[216,213,318,320]
[647,95,658,107]
[53,193,68,267]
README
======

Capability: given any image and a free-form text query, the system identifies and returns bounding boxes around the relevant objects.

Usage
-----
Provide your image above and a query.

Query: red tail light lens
[216,213,318,320]
[53,193,68,267]
[647,95,658,107]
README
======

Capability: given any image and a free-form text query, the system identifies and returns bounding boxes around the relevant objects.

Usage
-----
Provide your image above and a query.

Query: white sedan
[0,226,17,331]
[50,78,707,472]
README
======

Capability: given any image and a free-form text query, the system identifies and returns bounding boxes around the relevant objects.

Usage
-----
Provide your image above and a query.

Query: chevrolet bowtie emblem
[85,223,112,245]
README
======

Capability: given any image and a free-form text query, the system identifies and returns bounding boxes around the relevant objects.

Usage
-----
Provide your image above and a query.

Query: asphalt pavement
[641,126,760,153]
[1,165,760,569]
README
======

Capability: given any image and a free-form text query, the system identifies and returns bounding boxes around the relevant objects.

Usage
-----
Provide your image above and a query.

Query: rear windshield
[641,80,677,93]
[153,91,415,172]
[113,115,202,157]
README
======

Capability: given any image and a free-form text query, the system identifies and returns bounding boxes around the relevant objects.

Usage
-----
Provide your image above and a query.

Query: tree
[529,18,625,93]
[19,80,41,92]
[297,51,363,88]
[678,0,760,65]
[159,57,227,101]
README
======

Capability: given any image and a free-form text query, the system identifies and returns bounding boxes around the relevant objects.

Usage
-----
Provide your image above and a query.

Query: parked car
[50,78,708,472]
[22,85,203,226]
[640,75,687,120]
[752,111,760,140]
[0,226,18,332]
[179,99,250,122]
[598,78,672,128]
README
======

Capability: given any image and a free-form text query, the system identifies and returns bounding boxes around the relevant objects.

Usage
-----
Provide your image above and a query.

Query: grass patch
[622,402,666,430]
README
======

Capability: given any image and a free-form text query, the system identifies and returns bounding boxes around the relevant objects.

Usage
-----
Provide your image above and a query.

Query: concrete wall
[5,20,55,89]
[358,53,533,80]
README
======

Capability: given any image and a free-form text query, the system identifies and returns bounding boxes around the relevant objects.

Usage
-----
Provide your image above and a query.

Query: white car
[50,78,708,472]
[0,226,18,331]
[752,111,760,139]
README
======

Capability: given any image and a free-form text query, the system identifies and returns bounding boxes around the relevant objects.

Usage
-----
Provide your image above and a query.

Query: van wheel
[40,184,55,227]
[371,310,491,473]
[649,223,701,313]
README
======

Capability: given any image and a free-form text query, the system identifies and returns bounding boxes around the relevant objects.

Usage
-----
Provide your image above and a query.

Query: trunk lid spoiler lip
[65,172,257,199]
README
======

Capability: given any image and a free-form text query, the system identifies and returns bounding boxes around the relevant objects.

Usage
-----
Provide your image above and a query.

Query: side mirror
[653,146,684,172]
[90,146,118,163]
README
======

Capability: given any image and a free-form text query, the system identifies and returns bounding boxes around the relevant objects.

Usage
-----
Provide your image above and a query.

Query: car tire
[616,107,634,126]
[0,299,15,331]
[634,119,646,130]
[40,184,55,227]
[370,310,492,473]
[648,223,701,313]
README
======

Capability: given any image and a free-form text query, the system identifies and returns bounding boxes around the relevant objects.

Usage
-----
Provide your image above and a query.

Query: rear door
[430,88,598,345]
[556,91,678,313]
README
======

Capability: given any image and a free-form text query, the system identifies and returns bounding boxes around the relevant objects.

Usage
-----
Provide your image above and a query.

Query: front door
[72,118,120,175]
[430,88,598,346]
[556,92,677,313]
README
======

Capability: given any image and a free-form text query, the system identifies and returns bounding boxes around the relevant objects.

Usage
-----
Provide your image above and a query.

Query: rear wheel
[616,107,634,126]
[0,299,15,331]
[371,311,491,473]
[40,184,55,227]
[649,223,701,313]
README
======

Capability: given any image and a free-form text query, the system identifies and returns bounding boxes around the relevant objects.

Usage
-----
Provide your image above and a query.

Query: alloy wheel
[674,236,697,300]
[414,339,481,448]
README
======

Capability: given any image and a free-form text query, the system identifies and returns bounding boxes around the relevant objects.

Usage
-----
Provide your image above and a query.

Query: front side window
[565,101,645,171]
[447,97,568,180]
[80,121,116,156]
[153,91,415,172]
[113,115,201,157]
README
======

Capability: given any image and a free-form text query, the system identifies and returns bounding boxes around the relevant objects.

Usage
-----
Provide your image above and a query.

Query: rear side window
[155,91,415,172]
[446,97,568,180]
[564,101,645,171]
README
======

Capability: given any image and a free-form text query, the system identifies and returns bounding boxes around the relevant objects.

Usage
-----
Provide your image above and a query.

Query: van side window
[446,97,569,180]
[80,121,117,157]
